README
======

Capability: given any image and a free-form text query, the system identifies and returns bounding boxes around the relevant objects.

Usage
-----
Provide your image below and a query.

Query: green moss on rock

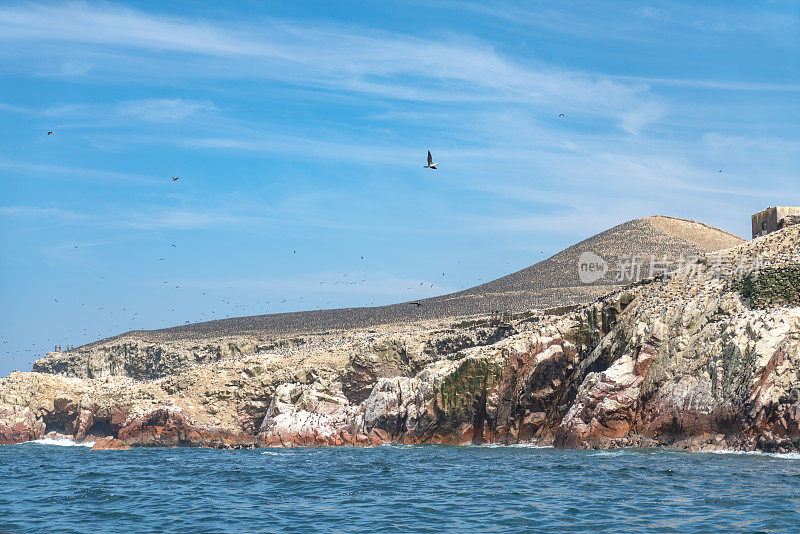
[735,266,800,308]
[437,358,502,421]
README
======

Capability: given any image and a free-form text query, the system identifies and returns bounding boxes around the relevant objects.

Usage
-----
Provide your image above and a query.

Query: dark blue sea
[1,441,799,533]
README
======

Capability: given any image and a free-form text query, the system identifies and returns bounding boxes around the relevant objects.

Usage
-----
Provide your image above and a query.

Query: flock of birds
[4,120,582,367]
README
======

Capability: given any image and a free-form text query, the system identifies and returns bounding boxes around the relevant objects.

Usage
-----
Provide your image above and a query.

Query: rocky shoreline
[2,226,799,453]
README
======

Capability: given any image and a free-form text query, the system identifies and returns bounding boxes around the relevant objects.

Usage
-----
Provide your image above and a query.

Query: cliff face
[2,226,798,451]
[553,227,800,452]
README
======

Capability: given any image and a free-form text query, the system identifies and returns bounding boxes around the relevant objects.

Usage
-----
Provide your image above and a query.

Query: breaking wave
[24,438,94,448]
[709,449,800,460]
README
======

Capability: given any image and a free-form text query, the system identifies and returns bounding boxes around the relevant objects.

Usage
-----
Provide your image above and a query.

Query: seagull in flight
[558,114,565,118]
[46,131,55,135]
[172,177,179,181]
[424,151,438,169]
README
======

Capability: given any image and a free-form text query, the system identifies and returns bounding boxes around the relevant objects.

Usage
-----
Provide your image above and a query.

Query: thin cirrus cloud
[432,1,799,40]
[117,99,216,122]
[0,2,664,132]
[1,97,215,124]
[0,205,91,222]
[0,203,264,231]
[0,157,161,185]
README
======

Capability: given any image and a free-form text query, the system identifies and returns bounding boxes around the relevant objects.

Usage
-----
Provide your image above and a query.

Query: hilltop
[82,215,743,345]
[30,215,743,380]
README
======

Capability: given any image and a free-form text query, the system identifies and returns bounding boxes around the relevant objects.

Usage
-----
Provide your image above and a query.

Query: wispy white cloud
[0,101,33,114]
[702,132,800,152]
[603,74,800,92]
[0,202,265,231]
[40,103,87,117]
[1,97,215,125]
[0,205,91,222]
[0,2,665,132]
[48,60,93,77]
[117,98,215,122]
[117,208,257,230]
[0,157,160,185]
[423,0,800,40]
[41,239,111,266]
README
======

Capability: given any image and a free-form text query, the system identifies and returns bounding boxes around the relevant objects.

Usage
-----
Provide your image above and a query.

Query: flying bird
[172,177,179,181]
[558,114,565,118]
[46,131,54,135]
[424,151,438,169]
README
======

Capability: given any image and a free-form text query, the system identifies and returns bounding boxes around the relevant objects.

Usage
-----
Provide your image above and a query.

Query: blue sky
[0,1,798,375]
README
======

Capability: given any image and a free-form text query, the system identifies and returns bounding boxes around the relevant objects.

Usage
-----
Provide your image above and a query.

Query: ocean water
[1,443,799,533]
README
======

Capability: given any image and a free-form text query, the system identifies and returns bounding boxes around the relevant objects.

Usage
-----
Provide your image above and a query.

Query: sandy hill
[85,215,743,344]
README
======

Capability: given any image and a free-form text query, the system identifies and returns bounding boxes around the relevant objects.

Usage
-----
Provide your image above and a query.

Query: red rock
[110,407,129,428]
[371,428,390,442]
[92,437,131,450]
[74,407,95,440]
[116,407,252,448]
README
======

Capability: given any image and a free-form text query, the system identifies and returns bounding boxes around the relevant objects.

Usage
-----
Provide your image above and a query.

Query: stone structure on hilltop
[752,206,800,238]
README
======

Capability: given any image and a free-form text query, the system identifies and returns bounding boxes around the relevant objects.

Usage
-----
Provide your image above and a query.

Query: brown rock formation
[2,221,796,453]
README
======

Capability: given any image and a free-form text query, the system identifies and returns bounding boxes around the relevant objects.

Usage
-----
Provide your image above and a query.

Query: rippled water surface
[1,443,799,533]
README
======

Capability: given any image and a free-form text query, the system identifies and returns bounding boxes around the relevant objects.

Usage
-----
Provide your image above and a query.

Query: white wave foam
[709,450,800,460]
[590,450,625,457]
[455,442,554,449]
[26,438,95,448]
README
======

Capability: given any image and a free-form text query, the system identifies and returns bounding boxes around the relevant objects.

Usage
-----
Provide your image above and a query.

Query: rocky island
[1,216,798,452]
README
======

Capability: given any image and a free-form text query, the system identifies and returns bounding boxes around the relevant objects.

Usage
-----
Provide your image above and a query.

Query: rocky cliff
[2,225,797,452]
